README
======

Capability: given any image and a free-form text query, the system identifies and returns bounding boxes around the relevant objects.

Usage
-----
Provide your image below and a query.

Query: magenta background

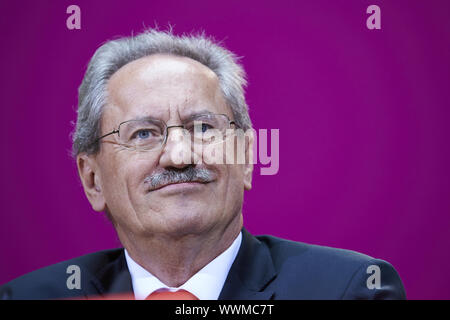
[1,0,449,299]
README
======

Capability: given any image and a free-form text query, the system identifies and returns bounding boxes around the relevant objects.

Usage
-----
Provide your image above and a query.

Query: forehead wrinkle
[104,54,228,127]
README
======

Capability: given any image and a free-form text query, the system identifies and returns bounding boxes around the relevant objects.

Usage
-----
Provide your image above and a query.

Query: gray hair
[71,28,252,157]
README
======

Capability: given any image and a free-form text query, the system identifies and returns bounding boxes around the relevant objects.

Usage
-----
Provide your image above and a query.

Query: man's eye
[133,129,153,139]
[195,123,213,133]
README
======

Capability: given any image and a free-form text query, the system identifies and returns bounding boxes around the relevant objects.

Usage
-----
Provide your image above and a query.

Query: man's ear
[243,129,255,190]
[76,154,106,212]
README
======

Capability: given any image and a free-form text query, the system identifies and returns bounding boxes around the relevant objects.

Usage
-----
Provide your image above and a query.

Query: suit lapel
[88,249,134,298]
[219,228,277,300]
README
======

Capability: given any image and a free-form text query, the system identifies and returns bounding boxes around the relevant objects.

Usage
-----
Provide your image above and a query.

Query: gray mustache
[144,166,215,191]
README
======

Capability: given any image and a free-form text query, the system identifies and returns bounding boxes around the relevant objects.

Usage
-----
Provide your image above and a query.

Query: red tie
[146,289,199,300]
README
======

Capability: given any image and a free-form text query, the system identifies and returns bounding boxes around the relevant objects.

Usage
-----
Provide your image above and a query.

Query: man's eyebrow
[125,115,162,122]
[183,110,215,120]
[124,110,216,123]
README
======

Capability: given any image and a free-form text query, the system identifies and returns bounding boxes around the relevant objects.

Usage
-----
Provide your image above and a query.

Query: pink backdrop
[1,0,449,299]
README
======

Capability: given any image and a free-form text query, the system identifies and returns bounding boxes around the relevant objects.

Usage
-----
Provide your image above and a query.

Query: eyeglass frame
[94,113,238,151]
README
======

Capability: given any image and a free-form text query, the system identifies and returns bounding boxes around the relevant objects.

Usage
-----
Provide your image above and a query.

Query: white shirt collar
[124,231,242,300]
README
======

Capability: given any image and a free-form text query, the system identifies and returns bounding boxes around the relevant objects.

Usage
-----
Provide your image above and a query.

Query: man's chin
[139,211,215,238]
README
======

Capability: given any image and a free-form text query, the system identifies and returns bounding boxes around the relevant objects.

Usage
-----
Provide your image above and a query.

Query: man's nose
[158,126,200,168]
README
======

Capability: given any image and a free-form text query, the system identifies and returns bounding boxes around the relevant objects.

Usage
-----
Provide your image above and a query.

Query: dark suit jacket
[0,229,406,299]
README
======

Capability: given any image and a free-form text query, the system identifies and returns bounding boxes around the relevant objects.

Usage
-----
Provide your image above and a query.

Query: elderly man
[1,29,405,300]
